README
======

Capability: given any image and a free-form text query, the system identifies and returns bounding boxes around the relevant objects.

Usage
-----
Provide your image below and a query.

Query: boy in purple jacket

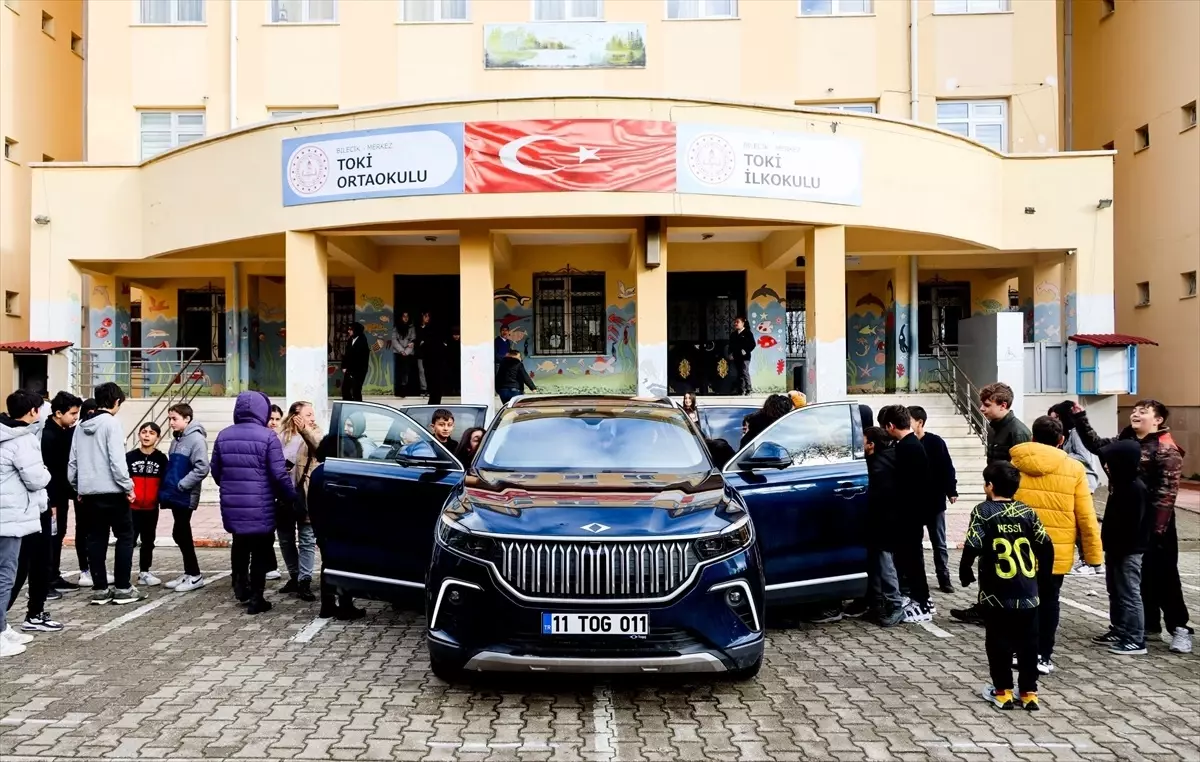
[210,392,297,614]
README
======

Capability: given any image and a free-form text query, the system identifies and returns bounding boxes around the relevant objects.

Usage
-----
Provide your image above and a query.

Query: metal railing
[68,347,205,445]
[927,342,988,445]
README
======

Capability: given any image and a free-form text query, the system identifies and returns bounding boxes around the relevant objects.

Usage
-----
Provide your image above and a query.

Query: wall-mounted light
[1024,207,1036,215]
[34,214,50,225]
[701,233,714,241]
[424,235,438,242]
[1097,198,1113,209]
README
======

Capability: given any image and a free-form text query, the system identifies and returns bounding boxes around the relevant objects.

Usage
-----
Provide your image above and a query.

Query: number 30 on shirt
[992,537,1037,579]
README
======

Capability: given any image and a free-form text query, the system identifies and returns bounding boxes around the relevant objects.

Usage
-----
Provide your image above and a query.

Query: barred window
[533,272,605,356]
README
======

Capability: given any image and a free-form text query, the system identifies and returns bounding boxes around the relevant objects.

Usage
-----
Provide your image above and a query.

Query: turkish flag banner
[465,120,677,193]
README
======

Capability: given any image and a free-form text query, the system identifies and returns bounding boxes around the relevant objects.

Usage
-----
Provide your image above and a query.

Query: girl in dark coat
[341,322,370,402]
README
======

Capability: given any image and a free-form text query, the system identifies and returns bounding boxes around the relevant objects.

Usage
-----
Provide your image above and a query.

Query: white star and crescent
[498,134,600,176]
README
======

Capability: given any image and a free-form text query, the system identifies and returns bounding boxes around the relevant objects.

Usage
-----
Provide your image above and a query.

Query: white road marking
[919,621,953,638]
[77,571,232,641]
[291,617,332,643]
[592,682,617,759]
[1060,596,1109,620]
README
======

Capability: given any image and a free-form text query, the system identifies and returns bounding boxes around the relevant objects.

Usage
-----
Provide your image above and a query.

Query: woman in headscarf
[391,312,417,397]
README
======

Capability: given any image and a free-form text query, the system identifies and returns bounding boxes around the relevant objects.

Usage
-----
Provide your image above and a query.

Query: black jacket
[41,419,75,507]
[496,356,536,392]
[341,335,370,381]
[1099,440,1154,556]
[866,445,901,551]
[920,432,958,504]
[987,411,1032,464]
[894,432,935,524]
[729,328,755,362]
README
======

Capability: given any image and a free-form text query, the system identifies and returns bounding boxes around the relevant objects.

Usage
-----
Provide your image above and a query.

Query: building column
[459,229,495,409]
[803,226,848,402]
[745,267,788,394]
[635,220,668,397]
[887,257,914,392]
[1018,255,1064,344]
[285,232,329,421]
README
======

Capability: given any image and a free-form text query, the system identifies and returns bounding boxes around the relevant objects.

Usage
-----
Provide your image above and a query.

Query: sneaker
[842,600,870,619]
[111,587,148,605]
[46,588,63,601]
[0,637,26,657]
[280,578,299,594]
[981,685,1014,710]
[1109,640,1148,655]
[1092,563,1105,575]
[164,575,188,590]
[108,536,116,546]
[902,600,932,623]
[878,607,905,628]
[1092,629,1122,645]
[926,601,937,616]
[1011,655,1019,668]
[2,625,34,645]
[1019,692,1040,711]
[21,612,64,633]
[138,571,162,587]
[1037,657,1055,675]
[265,570,282,581]
[1069,560,1095,576]
[938,583,955,595]
[950,604,986,626]
[1169,627,1193,654]
[808,607,844,624]
[174,575,206,593]
[77,571,93,588]
[52,577,79,591]
[90,588,113,605]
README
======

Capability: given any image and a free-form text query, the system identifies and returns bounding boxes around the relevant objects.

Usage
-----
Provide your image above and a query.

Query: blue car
[308,396,870,681]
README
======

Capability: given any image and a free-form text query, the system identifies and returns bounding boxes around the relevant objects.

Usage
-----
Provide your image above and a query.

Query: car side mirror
[738,441,793,470]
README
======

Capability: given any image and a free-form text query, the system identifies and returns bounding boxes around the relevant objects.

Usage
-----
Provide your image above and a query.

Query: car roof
[508,394,675,409]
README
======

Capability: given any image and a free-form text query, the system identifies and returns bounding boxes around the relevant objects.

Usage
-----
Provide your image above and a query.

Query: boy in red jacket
[127,423,168,587]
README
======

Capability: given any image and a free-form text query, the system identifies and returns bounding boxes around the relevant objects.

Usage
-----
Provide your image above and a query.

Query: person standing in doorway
[415,312,434,395]
[391,312,417,397]
[909,406,958,594]
[423,320,447,405]
[341,322,369,402]
[42,391,84,592]
[68,383,143,606]
[729,316,756,395]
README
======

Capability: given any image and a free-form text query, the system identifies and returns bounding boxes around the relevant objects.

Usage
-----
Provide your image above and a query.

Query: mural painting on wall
[847,290,887,394]
[493,280,638,395]
[884,280,908,392]
[1033,280,1062,342]
[249,283,286,397]
[748,284,787,394]
[357,294,395,396]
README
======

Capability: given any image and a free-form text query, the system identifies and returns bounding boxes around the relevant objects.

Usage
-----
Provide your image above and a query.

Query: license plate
[541,613,648,636]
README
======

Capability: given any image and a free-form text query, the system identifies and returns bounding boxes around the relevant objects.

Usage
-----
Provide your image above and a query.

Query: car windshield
[700,406,758,447]
[478,408,709,471]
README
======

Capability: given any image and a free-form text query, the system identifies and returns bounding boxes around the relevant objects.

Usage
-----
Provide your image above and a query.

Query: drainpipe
[81,0,88,160]
[1063,0,1073,150]
[909,0,920,121]
[909,255,919,392]
[229,0,238,131]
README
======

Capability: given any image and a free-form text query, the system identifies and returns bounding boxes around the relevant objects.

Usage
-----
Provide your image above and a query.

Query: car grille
[497,540,700,600]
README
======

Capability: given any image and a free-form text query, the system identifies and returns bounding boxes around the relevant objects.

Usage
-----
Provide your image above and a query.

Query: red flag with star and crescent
[464,120,677,193]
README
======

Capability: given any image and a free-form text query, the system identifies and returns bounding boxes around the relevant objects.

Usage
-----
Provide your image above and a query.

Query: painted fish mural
[751,284,784,303]
[494,285,531,306]
[855,293,886,312]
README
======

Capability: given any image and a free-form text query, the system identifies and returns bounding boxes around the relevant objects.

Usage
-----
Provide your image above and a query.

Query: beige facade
[1069,0,1200,474]
[0,0,84,397]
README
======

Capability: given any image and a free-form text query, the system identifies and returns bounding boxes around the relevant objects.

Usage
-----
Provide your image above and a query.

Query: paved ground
[2,547,1198,762]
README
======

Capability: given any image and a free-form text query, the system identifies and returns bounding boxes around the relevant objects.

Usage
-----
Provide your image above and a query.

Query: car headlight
[692,516,754,561]
[436,515,498,561]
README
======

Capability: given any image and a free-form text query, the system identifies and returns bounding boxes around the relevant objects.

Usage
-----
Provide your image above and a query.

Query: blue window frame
[1127,345,1138,395]
[1076,345,1098,395]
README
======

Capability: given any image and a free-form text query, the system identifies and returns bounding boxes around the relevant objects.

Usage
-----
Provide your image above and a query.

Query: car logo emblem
[580,523,610,534]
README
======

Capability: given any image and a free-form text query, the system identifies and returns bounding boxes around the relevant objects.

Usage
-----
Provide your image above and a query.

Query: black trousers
[341,373,364,402]
[1144,521,1191,634]
[893,524,930,606]
[86,494,135,591]
[50,501,88,578]
[736,359,752,395]
[984,608,1039,695]
[130,509,159,573]
[1038,572,1064,660]
[231,533,275,596]
[171,508,202,577]
[7,510,51,618]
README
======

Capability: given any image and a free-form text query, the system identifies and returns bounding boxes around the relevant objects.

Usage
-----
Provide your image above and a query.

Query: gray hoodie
[68,411,134,496]
[0,415,50,538]
[1064,428,1102,492]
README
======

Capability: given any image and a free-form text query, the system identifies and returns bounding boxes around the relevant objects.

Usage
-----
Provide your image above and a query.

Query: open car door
[722,402,869,605]
[308,401,464,599]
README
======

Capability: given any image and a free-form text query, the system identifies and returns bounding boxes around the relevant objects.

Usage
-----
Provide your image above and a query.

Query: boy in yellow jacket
[1010,416,1103,675]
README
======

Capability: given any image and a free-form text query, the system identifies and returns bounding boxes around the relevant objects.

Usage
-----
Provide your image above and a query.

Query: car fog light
[448,590,462,604]
[725,589,744,607]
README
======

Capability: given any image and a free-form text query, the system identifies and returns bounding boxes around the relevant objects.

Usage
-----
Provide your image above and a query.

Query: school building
[14,0,1145,437]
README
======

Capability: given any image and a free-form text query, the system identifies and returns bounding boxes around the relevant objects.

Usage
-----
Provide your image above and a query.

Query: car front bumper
[425,543,765,675]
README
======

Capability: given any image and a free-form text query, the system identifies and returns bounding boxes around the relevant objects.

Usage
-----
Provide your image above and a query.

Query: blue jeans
[867,549,903,614]
[1107,552,1144,645]
[278,516,317,582]
[0,536,22,633]
[498,388,520,404]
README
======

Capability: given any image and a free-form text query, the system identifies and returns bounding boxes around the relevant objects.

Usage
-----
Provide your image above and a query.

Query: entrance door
[667,272,746,395]
[395,275,462,396]
[918,282,971,356]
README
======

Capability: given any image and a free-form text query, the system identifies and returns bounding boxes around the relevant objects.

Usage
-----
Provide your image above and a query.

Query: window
[70,32,83,55]
[271,0,337,23]
[799,0,872,16]
[1134,124,1150,151]
[3,137,14,160]
[1183,271,1197,299]
[740,405,855,468]
[1135,281,1150,307]
[4,291,18,316]
[270,108,336,119]
[822,102,876,114]
[934,0,1008,13]
[139,111,205,160]
[138,0,205,24]
[667,0,737,19]
[333,403,456,464]
[533,271,605,356]
[41,9,54,35]
[1184,101,1197,131]
[532,0,603,21]
[178,289,226,363]
[936,100,1008,151]
[401,0,468,22]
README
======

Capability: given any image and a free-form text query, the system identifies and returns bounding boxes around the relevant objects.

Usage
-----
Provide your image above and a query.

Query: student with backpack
[127,423,169,587]
[158,404,208,592]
